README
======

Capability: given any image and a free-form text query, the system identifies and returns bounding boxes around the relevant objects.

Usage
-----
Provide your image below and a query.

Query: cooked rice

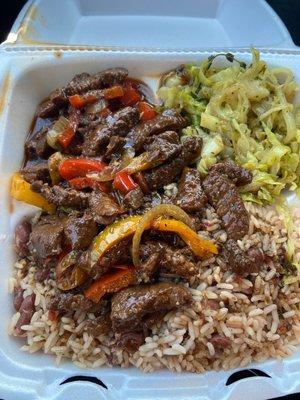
[9,202,300,372]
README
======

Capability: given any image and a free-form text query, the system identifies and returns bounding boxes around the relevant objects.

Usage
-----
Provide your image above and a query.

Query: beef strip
[25,126,53,159]
[28,215,65,260]
[175,167,207,212]
[137,243,163,283]
[130,109,186,152]
[88,238,132,279]
[86,314,112,337]
[31,181,90,208]
[143,136,202,190]
[15,294,36,335]
[37,99,60,118]
[221,239,258,275]
[210,161,252,186]
[49,293,101,313]
[139,241,198,280]
[161,246,198,277]
[14,220,31,258]
[123,187,144,210]
[89,191,123,225]
[144,130,182,166]
[21,162,50,184]
[85,301,111,336]
[105,135,126,158]
[82,106,139,156]
[49,68,128,106]
[64,213,97,250]
[114,331,144,352]
[111,282,192,332]
[202,172,249,240]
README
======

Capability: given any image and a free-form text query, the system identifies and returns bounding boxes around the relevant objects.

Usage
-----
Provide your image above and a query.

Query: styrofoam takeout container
[0,46,300,400]
[4,0,295,49]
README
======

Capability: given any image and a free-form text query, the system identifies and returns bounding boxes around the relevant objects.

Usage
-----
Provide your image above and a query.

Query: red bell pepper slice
[84,266,136,303]
[113,171,138,194]
[121,85,142,106]
[104,85,124,100]
[58,126,75,148]
[138,102,157,122]
[69,94,97,108]
[59,158,107,180]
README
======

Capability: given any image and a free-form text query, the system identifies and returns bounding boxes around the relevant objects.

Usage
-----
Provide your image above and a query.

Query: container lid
[5,0,294,49]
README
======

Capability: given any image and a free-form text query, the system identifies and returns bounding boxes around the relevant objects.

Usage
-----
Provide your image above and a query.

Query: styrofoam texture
[5,0,294,49]
[0,47,300,400]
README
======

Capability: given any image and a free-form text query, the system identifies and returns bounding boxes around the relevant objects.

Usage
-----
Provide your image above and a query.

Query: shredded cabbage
[158,49,300,205]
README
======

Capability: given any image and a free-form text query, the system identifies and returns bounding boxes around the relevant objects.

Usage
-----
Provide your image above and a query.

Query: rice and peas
[8,201,300,372]
[9,50,300,372]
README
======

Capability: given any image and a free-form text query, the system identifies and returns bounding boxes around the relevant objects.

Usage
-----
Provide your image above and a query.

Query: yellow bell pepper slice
[91,214,218,265]
[151,218,218,257]
[10,173,56,213]
[91,215,141,264]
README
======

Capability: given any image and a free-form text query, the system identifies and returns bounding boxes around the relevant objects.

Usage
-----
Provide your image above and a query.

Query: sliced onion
[56,251,88,291]
[47,116,70,149]
[48,151,66,184]
[132,204,195,267]
[86,98,107,114]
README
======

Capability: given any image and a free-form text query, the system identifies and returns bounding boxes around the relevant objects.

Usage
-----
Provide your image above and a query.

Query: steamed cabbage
[158,49,300,205]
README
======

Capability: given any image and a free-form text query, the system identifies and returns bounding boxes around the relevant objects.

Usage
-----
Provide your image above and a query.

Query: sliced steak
[25,126,53,159]
[31,181,89,208]
[37,99,60,118]
[21,162,50,184]
[64,213,97,250]
[140,240,198,279]
[210,161,252,186]
[14,220,31,258]
[114,331,144,352]
[50,68,128,106]
[82,106,139,156]
[175,167,207,212]
[138,242,163,282]
[221,239,257,275]
[105,135,126,159]
[49,293,100,313]
[123,187,144,210]
[131,109,186,152]
[85,301,111,336]
[161,246,198,278]
[202,172,249,240]
[143,136,202,190]
[28,215,65,260]
[144,130,182,166]
[86,314,112,337]
[111,282,192,332]
[15,294,36,335]
[89,191,123,225]
[89,238,132,279]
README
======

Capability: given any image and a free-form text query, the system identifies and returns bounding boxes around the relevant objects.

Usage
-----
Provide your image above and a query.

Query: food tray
[4,0,294,49]
[0,46,300,400]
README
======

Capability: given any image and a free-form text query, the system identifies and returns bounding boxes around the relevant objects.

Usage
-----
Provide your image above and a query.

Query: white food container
[5,0,295,49]
[0,46,300,400]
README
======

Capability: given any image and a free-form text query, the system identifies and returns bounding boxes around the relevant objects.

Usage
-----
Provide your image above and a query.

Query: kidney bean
[15,293,36,335]
[13,286,24,311]
[14,220,31,258]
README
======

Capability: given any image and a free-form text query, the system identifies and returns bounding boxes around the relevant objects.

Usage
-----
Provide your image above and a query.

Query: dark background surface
[0,0,299,45]
[0,1,299,400]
